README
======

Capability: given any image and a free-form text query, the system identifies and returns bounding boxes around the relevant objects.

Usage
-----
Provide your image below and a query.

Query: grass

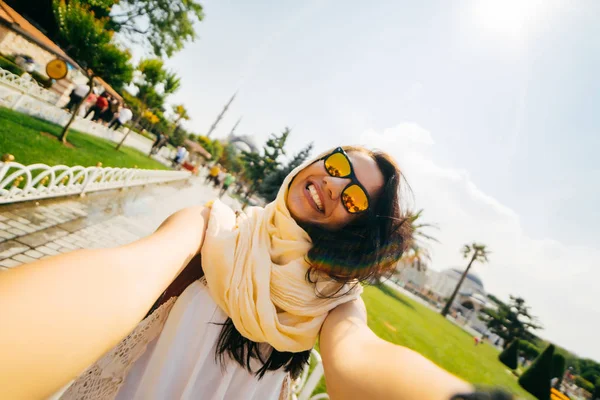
[313,285,535,399]
[0,107,168,170]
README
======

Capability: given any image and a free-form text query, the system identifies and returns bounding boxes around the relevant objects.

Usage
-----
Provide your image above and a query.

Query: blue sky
[128,0,599,359]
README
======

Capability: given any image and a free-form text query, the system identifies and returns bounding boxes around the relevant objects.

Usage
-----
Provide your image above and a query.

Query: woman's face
[287,150,385,231]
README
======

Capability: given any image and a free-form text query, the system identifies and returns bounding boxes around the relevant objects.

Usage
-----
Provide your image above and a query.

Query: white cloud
[356,122,600,360]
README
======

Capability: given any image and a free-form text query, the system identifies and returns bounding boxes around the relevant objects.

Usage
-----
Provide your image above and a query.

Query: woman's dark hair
[216,145,412,379]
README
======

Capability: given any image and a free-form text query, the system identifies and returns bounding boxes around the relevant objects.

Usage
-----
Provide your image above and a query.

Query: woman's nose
[322,176,350,201]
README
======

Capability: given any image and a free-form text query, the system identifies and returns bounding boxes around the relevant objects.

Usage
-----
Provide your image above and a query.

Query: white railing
[0,68,60,104]
[0,161,191,204]
[292,349,329,400]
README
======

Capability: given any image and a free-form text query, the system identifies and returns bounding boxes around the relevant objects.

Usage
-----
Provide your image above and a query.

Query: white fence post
[292,349,328,400]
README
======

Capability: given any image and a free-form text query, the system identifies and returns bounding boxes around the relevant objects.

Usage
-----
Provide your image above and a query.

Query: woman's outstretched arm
[320,297,474,400]
[0,205,209,399]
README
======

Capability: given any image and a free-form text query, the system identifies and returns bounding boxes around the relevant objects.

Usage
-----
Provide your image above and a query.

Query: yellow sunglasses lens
[324,152,352,177]
[342,184,369,213]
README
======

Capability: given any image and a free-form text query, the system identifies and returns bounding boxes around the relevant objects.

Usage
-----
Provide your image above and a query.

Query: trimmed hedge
[0,55,24,76]
[552,354,565,379]
[0,55,53,88]
[499,340,519,370]
[519,344,554,400]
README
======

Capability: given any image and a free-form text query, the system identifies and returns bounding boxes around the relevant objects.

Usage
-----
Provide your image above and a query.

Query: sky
[127,0,600,360]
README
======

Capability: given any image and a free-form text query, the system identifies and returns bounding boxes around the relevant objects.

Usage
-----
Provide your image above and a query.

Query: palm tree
[398,209,438,272]
[440,242,490,317]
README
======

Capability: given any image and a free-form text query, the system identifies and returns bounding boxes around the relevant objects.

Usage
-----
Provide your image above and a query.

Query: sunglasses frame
[320,147,371,214]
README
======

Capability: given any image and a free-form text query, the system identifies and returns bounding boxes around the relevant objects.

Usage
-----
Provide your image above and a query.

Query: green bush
[519,344,554,400]
[0,56,52,88]
[0,56,24,76]
[30,70,53,88]
[593,378,600,400]
[499,340,519,370]
[575,376,595,393]
[520,340,542,360]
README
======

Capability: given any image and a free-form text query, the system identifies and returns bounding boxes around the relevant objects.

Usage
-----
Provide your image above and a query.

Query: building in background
[0,1,121,105]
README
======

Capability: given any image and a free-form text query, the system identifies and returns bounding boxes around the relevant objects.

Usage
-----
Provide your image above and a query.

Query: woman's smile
[305,181,325,213]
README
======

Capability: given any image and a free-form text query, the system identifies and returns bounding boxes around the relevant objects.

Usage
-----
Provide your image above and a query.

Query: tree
[166,104,191,146]
[7,0,203,59]
[441,243,489,317]
[259,142,313,201]
[116,59,180,150]
[109,0,204,57]
[480,296,541,348]
[499,340,519,370]
[241,128,290,199]
[218,143,244,174]
[519,344,554,400]
[171,126,187,147]
[575,376,595,393]
[577,359,600,386]
[53,0,133,143]
[593,378,600,400]
[171,104,190,131]
[399,209,439,273]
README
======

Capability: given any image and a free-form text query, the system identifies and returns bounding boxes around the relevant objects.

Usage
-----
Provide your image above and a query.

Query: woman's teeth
[307,184,323,211]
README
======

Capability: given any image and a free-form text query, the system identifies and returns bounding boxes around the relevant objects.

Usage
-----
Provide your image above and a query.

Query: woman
[0,146,490,399]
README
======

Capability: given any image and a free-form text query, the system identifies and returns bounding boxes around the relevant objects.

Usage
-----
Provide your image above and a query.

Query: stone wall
[0,25,73,102]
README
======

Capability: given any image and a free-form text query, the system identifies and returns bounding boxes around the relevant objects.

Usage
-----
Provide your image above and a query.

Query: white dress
[60,281,288,400]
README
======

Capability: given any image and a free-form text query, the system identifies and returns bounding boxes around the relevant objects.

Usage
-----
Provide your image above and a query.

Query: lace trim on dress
[59,297,177,400]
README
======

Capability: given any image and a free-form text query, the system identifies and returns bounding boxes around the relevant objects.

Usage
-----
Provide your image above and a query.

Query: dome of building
[449,268,484,289]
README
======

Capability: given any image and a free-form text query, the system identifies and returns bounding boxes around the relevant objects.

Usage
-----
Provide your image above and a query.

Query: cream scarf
[201,162,362,353]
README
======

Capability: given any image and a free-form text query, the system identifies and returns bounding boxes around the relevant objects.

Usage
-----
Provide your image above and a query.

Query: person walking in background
[101,97,120,126]
[219,172,235,198]
[62,83,90,113]
[172,145,188,168]
[150,134,169,156]
[205,163,220,185]
[85,92,109,121]
[108,105,132,131]
[82,90,98,115]
[214,169,226,188]
[149,132,164,155]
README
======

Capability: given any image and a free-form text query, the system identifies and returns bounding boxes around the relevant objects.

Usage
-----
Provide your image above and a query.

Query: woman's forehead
[348,151,384,196]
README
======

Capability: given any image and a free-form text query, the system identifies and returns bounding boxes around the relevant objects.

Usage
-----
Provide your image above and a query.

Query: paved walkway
[0,179,240,271]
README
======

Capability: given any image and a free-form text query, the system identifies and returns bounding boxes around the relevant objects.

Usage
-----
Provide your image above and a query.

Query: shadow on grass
[375,283,416,311]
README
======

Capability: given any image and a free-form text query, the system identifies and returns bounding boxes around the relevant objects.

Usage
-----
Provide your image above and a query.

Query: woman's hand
[320,297,473,400]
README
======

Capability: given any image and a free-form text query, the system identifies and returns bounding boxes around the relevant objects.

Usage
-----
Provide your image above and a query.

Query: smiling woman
[0,145,414,400]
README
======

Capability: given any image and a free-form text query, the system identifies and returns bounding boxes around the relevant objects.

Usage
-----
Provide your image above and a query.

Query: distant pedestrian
[214,170,226,188]
[172,145,188,167]
[206,164,220,185]
[150,133,169,156]
[219,173,235,197]
[63,83,90,113]
[108,105,132,131]
[85,92,109,121]
[82,91,98,114]
[101,97,120,125]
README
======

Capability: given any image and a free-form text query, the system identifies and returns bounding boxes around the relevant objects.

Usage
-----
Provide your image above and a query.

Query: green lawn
[0,107,167,170]
[313,285,534,399]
